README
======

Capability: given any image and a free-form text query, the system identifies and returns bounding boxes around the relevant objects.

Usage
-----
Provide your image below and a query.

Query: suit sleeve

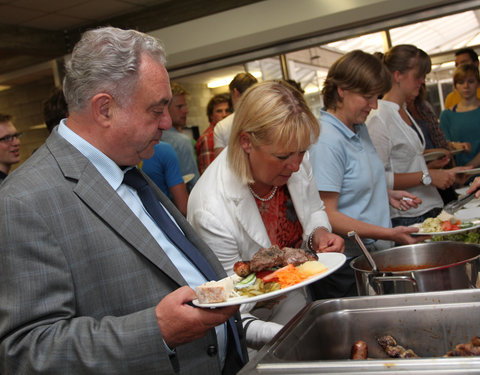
[0,195,176,374]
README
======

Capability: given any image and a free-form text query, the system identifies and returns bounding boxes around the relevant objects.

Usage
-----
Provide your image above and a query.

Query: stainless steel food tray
[239,289,480,374]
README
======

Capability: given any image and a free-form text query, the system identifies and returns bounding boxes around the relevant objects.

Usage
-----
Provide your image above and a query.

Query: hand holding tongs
[443,188,480,214]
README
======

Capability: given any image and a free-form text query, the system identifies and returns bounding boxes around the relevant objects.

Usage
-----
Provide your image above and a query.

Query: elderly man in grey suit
[0,27,247,374]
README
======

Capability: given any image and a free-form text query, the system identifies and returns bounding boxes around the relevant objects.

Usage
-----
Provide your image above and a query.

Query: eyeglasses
[0,132,22,143]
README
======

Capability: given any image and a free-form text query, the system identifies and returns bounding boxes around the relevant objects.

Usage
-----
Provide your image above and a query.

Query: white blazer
[187,149,331,327]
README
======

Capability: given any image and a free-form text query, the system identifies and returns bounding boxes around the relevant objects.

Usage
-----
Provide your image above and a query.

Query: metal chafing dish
[239,289,480,374]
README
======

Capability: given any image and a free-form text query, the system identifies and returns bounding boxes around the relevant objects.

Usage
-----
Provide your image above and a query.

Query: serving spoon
[348,230,378,273]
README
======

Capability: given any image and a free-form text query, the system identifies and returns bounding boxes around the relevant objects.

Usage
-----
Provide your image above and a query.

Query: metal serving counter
[239,289,480,374]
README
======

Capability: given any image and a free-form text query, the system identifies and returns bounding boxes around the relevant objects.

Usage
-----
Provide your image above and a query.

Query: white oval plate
[424,151,447,162]
[192,252,346,308]
[457,168,480,175]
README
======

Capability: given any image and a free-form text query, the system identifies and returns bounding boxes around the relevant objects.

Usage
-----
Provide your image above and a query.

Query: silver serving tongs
[443,189,479,214]
[348,230,378,273]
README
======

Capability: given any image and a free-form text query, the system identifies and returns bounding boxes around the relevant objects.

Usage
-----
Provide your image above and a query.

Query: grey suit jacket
[0,131,247,374]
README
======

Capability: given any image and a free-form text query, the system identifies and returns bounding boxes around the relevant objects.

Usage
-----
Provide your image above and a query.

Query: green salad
[431,228,480,243]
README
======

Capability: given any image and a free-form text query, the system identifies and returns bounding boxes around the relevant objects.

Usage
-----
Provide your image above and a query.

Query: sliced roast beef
[249,245,284,272]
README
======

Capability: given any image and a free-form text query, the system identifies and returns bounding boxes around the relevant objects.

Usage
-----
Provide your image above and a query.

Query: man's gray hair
[63,26,167,112]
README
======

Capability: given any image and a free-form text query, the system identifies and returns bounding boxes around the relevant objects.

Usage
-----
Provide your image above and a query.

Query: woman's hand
[388,226,430,245]
[425,148,450,169]
[312,227,344,253]
[454,165,475,186]
[430,168,457,189]
[449,141,472,153]
[467,177,480,198]
[388,190,421,210]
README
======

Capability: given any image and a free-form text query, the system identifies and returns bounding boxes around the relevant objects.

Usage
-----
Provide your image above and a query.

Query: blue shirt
[142,141,184,198]
[161,128,199,191]
[57,121,226,365]
[309,111,391,245]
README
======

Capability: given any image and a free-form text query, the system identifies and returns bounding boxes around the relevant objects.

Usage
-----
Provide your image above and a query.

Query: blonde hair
[227,80,319,184]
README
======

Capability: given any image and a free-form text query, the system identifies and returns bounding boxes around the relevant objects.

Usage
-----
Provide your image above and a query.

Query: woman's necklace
[248,184,278,202]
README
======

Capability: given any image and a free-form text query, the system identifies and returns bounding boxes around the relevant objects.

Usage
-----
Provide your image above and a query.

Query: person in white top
[213,72,257,156]
[188,81,344,352]
[367,45,469,227]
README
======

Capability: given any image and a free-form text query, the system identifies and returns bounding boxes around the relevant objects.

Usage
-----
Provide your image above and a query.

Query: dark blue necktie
[123,168,245,363]
[123,168,218,281]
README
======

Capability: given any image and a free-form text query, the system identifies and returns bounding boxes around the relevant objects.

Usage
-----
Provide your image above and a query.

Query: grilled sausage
[233,261,251,277]
[351,340,368,360]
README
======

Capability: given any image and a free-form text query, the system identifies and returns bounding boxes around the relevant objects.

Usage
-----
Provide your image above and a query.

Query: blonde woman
[188,81,344,350]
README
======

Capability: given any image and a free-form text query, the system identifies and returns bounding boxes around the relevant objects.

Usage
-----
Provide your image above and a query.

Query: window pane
[245,57,282,81]
[390,10,480,55]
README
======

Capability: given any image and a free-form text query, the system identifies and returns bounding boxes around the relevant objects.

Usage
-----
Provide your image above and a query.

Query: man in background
[162,82,200,190]
[0,113,21,184]
[444,47,480,109]
[195,93,231,174]
[213,72,257,156]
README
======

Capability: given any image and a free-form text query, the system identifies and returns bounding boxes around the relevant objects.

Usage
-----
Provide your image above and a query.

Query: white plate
[410,219,480,236]
[424,151,447,162]
[192,252,346,308]
[183,173,195,183]
[451,148,466,155]
[457,168,480,175]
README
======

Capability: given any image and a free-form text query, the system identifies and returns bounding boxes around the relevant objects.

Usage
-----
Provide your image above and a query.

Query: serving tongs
[443,188,479,214]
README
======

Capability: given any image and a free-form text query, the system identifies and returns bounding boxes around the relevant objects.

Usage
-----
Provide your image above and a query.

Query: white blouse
[366,100,443,219]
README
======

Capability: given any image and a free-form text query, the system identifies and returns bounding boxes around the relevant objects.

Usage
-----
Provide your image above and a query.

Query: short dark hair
[43,88,68,133]
[229,73,257,94]
[322,50,392,110]
[0,113,12,123]
[206,93,232,119]
[455,48,479,63]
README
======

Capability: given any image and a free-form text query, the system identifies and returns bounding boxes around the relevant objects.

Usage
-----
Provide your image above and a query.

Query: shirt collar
[319,109,364,139]
[57,120,125,190]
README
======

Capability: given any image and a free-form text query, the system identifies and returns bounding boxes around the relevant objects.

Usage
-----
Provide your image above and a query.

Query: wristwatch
[421,171,432,186]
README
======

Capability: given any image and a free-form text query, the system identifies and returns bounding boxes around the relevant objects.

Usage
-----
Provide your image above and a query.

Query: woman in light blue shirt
[309,50,424,299]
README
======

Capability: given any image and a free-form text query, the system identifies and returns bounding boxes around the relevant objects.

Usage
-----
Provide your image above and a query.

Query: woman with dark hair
[309,50,424,299]
[367,45,468,227]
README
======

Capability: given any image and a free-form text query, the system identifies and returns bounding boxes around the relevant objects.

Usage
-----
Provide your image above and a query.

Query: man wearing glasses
[0,114,21,184]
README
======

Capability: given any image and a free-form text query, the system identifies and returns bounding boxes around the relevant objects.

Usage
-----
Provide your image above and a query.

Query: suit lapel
[47,133,187,285]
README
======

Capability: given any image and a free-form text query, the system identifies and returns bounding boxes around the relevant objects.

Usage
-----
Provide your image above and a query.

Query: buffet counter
[239,289,480,374]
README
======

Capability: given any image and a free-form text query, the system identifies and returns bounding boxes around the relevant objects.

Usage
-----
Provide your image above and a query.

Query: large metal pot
[350,241,480,295]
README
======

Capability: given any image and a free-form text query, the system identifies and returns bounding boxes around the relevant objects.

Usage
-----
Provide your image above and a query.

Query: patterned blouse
[252,185,303,248]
